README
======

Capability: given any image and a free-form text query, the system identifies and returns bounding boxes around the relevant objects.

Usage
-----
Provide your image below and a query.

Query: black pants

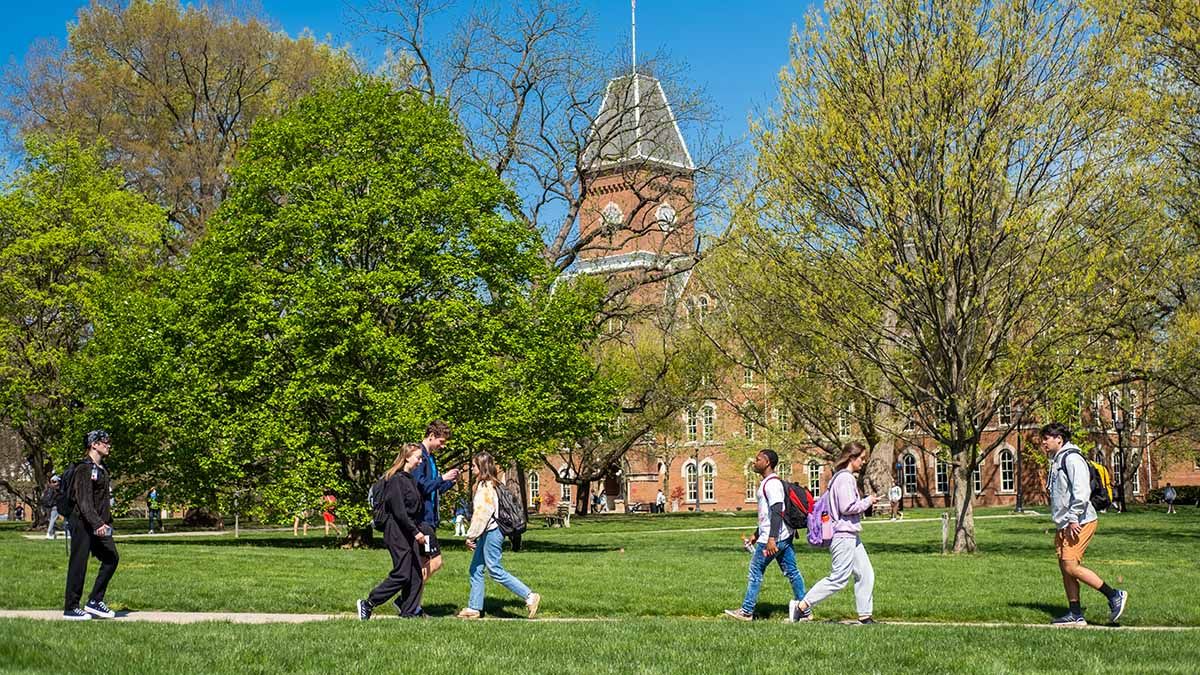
[64,519,119,611]
[367,523,423,615]
[148,509,162,531]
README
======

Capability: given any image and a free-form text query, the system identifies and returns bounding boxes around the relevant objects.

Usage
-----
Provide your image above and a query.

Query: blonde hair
[834,441,869,471]
[385,443,424,479]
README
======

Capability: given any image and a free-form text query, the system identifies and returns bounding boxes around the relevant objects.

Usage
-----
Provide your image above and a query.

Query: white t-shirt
[756,474,792,541]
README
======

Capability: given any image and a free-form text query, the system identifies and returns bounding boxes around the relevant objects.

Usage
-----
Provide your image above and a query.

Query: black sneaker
[63,608,91,621]
[356,599,373,621]
[1108,590,1128,624]
[857,617,877,625]
[84,600,115,619]
[1051,612,1086,627]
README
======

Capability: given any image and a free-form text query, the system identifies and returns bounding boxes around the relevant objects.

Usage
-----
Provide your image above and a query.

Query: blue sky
[2,1,820,144]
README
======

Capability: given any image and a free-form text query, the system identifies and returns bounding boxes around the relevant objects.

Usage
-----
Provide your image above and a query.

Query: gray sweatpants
[802,535,874,618]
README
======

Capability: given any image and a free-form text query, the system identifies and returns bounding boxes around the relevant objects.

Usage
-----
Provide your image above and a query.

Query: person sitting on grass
[793,441,878,625]
[358,443,427,620]
[1040,422,1127,626]
[457,451,540,620]
[724,449,807,622]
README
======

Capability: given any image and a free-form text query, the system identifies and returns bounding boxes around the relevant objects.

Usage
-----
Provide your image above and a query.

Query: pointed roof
[582,74,695,173]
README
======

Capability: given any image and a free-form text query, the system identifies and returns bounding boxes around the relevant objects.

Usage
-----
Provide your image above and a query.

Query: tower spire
[631,0,637,77]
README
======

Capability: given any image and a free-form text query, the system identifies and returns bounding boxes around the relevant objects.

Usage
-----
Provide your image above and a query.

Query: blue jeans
[468,527,532,611]
[741,536,806,614]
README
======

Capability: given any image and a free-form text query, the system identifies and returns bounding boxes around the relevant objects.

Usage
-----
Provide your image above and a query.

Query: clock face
[601,202,624,228]
[656,203,677,231]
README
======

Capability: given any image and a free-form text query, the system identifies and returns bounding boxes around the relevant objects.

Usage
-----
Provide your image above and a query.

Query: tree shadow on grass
[119,536,612,554]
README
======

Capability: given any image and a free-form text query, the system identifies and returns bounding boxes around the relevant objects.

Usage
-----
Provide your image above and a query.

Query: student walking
[412,421,461,586]
[358,443,427,620]
[1165,483,1177,514]
[63,430,120,620]
[655,489,666,514]
[1041,422,1128,626]
[322,490,341,537]
[454,499,469,537]
[724,449,807,622]
[888,483,903,521]
[457,451,540,619]
[794,442,878,624]
[147,487,162,534]
[43,476,61,539]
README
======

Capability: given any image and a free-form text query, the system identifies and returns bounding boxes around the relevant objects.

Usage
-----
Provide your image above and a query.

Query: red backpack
[765,476,814,530]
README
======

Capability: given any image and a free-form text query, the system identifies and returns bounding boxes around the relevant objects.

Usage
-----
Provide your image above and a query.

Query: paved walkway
[580,511,1043,537]
[0,610,1194,631]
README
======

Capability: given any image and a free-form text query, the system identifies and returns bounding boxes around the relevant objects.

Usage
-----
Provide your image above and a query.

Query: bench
[543,505,571,528]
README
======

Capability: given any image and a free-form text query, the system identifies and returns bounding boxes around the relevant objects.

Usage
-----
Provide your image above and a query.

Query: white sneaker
[526,592,541,619]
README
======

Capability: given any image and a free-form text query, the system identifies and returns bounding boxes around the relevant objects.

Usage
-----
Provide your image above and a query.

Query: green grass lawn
[3,507,1199,673]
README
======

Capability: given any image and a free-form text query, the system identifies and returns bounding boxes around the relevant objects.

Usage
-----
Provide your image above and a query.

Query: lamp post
[1110,391,1126,513]
[1013,404,1024,514]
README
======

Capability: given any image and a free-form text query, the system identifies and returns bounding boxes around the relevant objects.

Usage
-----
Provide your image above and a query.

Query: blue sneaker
[63,607,91,621]
[1051,612,1086,627]
[356,599,372,621]
[1108,590,1128,624]
[84,600,115,619]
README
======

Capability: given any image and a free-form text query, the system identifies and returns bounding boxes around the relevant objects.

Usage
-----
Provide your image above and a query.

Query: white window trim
[998,449,1016,495]
[744,463,759,503]
[933,459,949,496]
[702,404,716,443]
[700,459,717,503]
[902,452,919,497]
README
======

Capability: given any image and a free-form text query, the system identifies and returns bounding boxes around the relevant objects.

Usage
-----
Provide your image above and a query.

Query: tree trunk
[576,481,591,515]
[864,441,894,497]
[951,457,976,553]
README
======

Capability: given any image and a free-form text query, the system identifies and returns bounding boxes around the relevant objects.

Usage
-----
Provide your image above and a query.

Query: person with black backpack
[42,476,62,539]
[62,430,120,620]
[357,443,427,620]
[1041,422,1128,626]
[457,451,539,619]
[724,449,808,622]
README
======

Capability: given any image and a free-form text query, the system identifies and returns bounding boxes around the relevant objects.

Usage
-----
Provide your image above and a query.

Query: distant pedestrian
[1164,483,1177,515]
[147,487,162,534]
[457,451,540,620]
[888,483,903,521]
[322,490,341,537]
[292,508,309,537]
[63,430,120,620]
[14,504,24,520]
[357,443,426,620]
[454,499,469,537]
[1041,422,1127,626]
[43,476,62,540]
[655,489,666,514]
[724,449,807,622]
[794,441,878,625]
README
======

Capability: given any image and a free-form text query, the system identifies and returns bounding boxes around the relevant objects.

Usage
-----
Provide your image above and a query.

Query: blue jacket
[412,443,454,528]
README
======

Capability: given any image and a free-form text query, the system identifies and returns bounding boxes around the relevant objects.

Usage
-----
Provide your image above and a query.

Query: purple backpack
[806,470,848,547]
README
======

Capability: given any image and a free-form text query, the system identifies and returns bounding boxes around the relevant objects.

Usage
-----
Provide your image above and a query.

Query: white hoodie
[1047,443,1098,529]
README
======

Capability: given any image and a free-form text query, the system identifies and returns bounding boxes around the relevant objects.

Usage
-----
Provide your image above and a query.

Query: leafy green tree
[4,0,356,253]
[0,137,163,523]
[77,79,610,541]
[737,0,1160,552]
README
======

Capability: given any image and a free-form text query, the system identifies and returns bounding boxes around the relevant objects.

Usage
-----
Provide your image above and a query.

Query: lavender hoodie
[829,470,873,539]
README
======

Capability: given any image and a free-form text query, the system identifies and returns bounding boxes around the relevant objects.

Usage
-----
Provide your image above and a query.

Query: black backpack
[766,476,814,530]
[57,463,80,518]
[368,475,390,530]
[493,484,527,537]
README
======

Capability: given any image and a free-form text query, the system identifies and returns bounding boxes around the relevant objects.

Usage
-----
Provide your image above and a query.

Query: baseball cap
[85,429,111,448]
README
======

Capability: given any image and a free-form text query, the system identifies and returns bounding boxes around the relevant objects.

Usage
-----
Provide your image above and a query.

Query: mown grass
[2,507,1199,673]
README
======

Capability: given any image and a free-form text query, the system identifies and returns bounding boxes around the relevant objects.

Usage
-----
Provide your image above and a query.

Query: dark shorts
[418,523,441,558]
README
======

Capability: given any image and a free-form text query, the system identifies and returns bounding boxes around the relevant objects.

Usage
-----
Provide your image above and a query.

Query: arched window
[1112,449,1124,488]
[972,466,982,495]
[1000,450,1015,493]
[685,462,698,502]
[902,453,918,496]
[935,459,949,494]
[686,408,698,442]
[701,461,716,502]
[744,418,755,441]
[702,405,715,442]
[529,472,540,501]
[1132,453,1141,494]
[745,463,759,502]
[808,460,822,497]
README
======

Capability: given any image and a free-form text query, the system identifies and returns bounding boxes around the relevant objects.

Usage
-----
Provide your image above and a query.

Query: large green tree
[78,79,611,539]
[3,0,355,253]
[735,0,1162,552]
[0,137,164,524]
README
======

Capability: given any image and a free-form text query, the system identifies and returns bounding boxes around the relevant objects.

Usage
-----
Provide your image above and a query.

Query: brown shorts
[1055,519,1098,562]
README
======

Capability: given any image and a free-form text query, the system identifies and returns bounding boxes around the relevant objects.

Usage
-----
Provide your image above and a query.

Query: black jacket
[71,457,112,532]
[385,471,425,539]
